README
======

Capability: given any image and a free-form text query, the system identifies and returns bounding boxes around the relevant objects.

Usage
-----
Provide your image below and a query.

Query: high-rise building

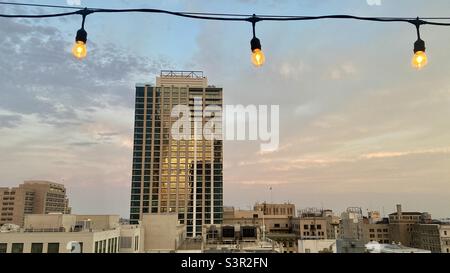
[0,180,71,227]
[130,71,223,237]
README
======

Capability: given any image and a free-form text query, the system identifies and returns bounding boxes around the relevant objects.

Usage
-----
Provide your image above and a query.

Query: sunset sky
[1,0,450,218]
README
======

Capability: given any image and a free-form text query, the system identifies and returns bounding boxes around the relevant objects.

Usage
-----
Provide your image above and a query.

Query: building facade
[0,181,70,227]
[363,223,390,244]
[130,71,223,237]
[388,204,429,247]
[254,202,295,217]
[0,214,138,253]
[412,222,450,253]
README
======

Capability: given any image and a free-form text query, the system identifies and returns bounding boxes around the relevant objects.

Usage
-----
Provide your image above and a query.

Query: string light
[2,2,450,69]
[72,9,90,60]
[412,18,428,69]
[249,14,265,67]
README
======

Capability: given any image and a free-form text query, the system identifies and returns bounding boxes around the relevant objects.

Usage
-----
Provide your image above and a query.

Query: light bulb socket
[76,28,88,44]
[414,39,425,53]
[251,37,261,52]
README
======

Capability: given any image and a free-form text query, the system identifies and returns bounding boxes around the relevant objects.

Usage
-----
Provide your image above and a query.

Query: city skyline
[1,0,450,219]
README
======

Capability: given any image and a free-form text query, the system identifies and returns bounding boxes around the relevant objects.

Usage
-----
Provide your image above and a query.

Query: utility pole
[262,202,266,241]
[269,186,273,204]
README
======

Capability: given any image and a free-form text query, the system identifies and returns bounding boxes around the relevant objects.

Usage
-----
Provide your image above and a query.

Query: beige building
[254,202,295,217]
[222,206,295,252]
[363,223,390,244]
[291,208,338,240]
[412,222,450,253]
[0,181,71,227]
[223,207,291,234]
[0,213,192,253]
[292,217,329,240]
[389,204,430,247]
[0,214,137,253]
[298,239,337,253]
[339,208,364,241]
[141,214,186,252]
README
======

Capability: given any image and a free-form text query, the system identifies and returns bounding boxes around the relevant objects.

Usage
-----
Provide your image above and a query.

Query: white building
[365,241,431,253]
[0,214,137,253]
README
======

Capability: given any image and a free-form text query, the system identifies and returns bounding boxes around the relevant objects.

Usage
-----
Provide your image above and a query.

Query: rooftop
[160,70,204,79]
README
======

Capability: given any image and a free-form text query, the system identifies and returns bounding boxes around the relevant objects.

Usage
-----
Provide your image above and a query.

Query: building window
[0,243,7,253]
[11,243,24,253]
[304,225,308,230]
[31,243,43,253]
[120,237,132,249]
[47,243,60,253]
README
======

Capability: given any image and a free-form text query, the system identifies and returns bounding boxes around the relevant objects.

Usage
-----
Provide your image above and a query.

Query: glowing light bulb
[412,51,427,69]
[72,41,87,60]
[251,49,265,67]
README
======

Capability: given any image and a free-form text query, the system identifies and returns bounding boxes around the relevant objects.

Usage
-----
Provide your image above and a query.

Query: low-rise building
[142,214,186,252]
[363,222,390,244]
[412,222,450,253]
[254,202,295,217]
[0,181,71,227]
[389,204,430,247]
[298,239,337,253]
[0,214,130,253]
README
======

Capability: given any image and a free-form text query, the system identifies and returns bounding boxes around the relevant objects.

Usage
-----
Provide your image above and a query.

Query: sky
[1,0,450,218]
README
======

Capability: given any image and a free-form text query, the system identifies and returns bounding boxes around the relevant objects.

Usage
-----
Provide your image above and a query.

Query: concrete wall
[298,239,337,253]
[142,214,186,252]
[24,214,77,231]
[76,215,120,231]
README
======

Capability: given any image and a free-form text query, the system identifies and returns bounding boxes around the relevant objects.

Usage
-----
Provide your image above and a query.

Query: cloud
[362,147,450,159]
[0,114,23,128]
[0,14,169,126]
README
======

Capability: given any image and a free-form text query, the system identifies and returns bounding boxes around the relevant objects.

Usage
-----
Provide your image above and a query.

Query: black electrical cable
[1,1,450,27]
[0,1,84,10]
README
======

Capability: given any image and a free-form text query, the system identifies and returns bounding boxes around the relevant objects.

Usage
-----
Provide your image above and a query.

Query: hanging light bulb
[249,14,265,67]
[72,9,89,60]
[412,39,427,69]
[72,28,87,60]
[251,37,265,67]
[411,18,427,70]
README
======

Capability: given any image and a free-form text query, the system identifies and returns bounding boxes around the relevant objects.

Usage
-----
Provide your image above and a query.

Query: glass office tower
[130,71,223,237]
